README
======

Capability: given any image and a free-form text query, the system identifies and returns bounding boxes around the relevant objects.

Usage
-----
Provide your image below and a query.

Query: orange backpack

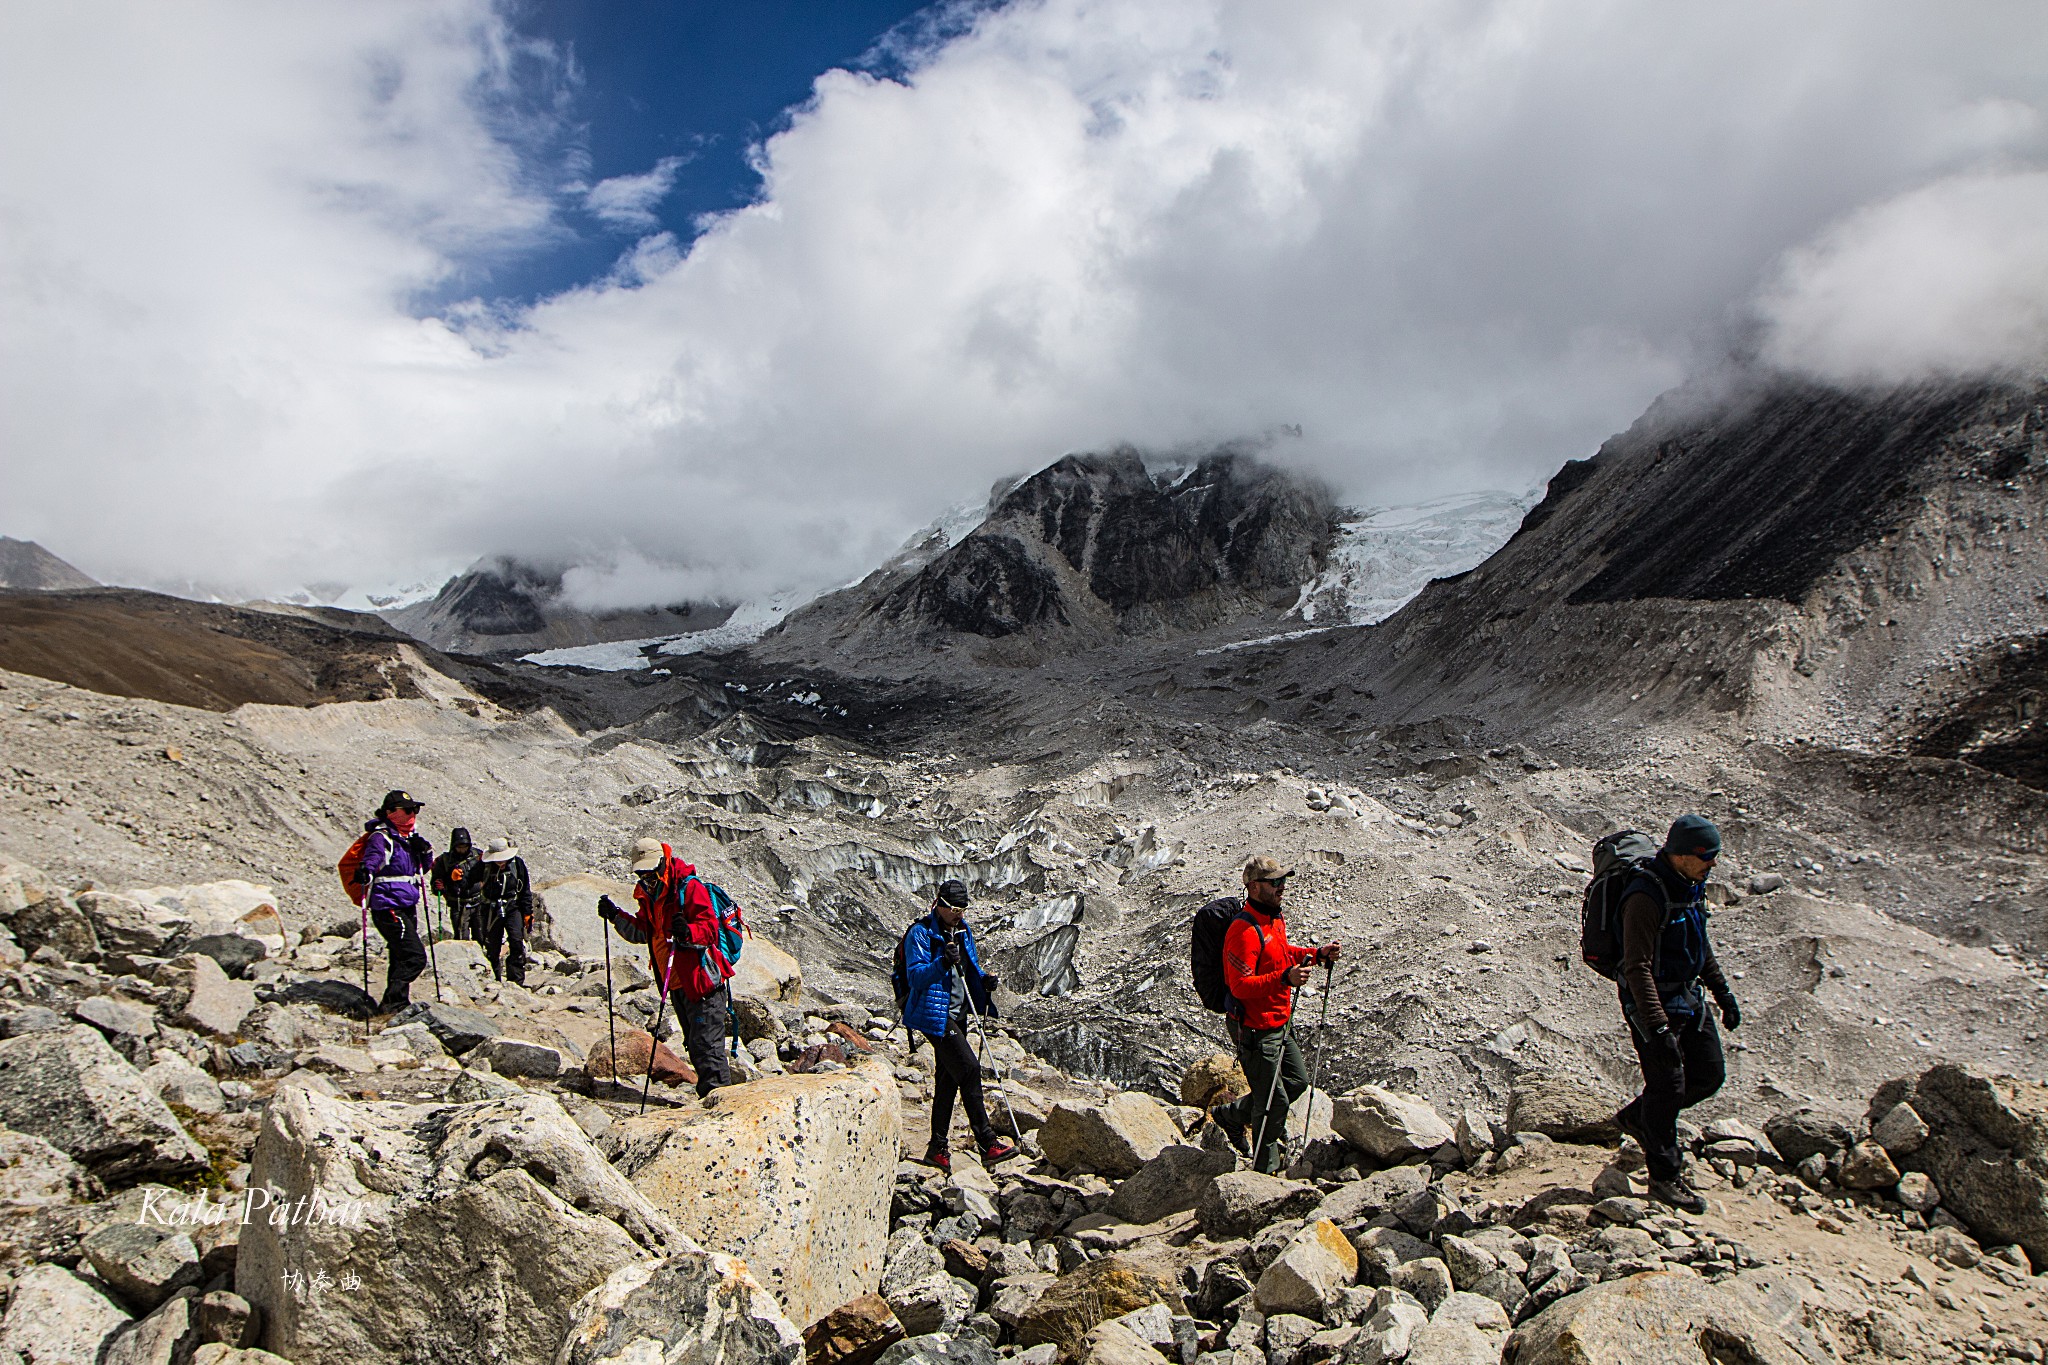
[336,832,374,906]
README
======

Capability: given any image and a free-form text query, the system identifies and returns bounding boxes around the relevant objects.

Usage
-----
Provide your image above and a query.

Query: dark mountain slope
[385,558,732,658]
[0,538,98,591]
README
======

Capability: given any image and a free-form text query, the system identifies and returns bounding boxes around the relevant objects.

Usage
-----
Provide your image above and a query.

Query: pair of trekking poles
[1245,955,1338,1172]
[594,912,746,1115]
[887,931,1027,1151]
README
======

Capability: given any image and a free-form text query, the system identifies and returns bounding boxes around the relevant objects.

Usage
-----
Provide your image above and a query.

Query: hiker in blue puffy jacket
[360,790,433,1011]
[902,880,1018,1173]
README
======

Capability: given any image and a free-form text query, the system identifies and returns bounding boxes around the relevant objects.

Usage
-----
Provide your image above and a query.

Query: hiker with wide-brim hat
[1207,855,1338,1174]
[475,837,534,985]
[901,880,1018,1173]
[360,790,433,1011]
[1613,814,1741,1214]
[598,837,734,1098]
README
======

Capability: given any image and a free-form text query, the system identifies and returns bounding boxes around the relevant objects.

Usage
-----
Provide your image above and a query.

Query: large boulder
[0,1262,132,1363]
[1762,1107,1854,1165]
[0,1026,208,1183]
[1197,1171,1320,1240]
[125,882,284,953]
[610,1057,902,1327]
[556,1251,804,1365]
[1506,1270,1810,1364]
[532,874,635,958]
[1180,1054,1248,1110]
[802,1294,906,1365]
[1870,1064,2048,1265]
[1504,1073,1624,1144]
[1012,1255,1183,1350]
[78,892,191,958]
[1107,1144,1236,1224]
[1331,1087,1454,1162]
[160,953,256,1037]
[1312,1165,1428,1226]
[238,1083,684,1365]
[12,891,99,961]
[1037,1094,1179,1178]
[386,1001,500,1055]
[1254,1220,1358,1319]
[0,854,63,915]
[732,935,804,1004]
[585,1029,695,1088]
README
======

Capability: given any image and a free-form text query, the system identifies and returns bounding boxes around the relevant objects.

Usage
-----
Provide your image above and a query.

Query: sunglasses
[1254,875,1291,886]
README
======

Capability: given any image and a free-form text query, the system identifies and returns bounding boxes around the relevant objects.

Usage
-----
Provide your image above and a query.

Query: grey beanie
[1663,813,1722,860]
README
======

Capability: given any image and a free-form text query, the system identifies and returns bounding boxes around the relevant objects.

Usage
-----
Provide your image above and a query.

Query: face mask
[387,810,417,835]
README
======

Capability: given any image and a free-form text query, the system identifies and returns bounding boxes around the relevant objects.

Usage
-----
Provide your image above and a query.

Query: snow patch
[1295,488,1540,627]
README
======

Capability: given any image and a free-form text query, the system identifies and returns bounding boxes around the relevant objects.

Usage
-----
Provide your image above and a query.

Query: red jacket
[604,846,724,1001]
[1223,904,1316,1030]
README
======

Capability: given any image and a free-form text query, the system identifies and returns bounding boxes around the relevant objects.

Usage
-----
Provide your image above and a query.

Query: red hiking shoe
[981,1139,1019,1165]
[920,1144,952,1173]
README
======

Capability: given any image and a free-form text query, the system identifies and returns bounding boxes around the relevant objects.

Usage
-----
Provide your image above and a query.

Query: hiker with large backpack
[347,790,434,1012]
[900,881,1019,1173]
[1198,856,1339,1175]
[1581,814,1741,1215]
[598,837,738,1099]
[474,838,533,985]
[429,828,482,941]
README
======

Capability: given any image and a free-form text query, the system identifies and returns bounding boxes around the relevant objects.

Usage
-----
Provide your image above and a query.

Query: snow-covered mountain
[1292,488,1541,627]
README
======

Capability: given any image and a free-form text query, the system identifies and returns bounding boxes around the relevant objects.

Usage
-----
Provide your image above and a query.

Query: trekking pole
[962,977,1026,1148]
[1293,959,1337,1165]
[1248,984,1302,1172]
[601,912,620,1096]
[640,953,677,1115]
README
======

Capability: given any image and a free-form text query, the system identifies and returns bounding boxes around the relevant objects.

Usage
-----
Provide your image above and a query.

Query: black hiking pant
[447,894,478,941]
[1212,1019,1308,1174]
[1619,1009,1726,1182]
[672,989,732,1099]
[370,902,427,1010]
[926,1028,994,1152]
[479,903,528,984]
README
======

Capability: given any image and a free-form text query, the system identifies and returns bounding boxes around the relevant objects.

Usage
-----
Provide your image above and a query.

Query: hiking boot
[1214,1121,1253,1159]
[1649,1175,1707,1214]
[981,1139,1019,1165]
[920,1144,952,1174]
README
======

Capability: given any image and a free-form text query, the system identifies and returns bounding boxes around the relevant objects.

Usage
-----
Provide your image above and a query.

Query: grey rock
[271,980,377,1021]
[1875,1063,2048,1266]
[75,995,159,1041]
[1467,1268,1527,1321]
[159,954,255,1037]
[0,1025,208,1182]
[103,1291,198,1365]
[1870,1102,1930,1158]
[85,1220,205,1310]
[1254,1221,1358,1320]
[1,1004,66,1037]
[1312,1164,1427,1226]
[1400,1320,1496,1365]
[186,932,267,979]
[1438,1236,1499,1291]
[877,1333,1001,1365]
[889,1273,977,1337]
[79,892,190,959]
[0,1126,98,1204]
[1110,1144,1237,1225]
[1895,1171,1940,1213]
[1350,1227,1439,1287]
[13,893,100,961]
[1344,1294,1426,1365]
[1452,1110,1498,1165]
[557,1251,804,1365]
[195,1290,260,1348]
[1508,1269,1810,1364]
[1430,1291,1510,1337]
[1837,1140,1900,1190]
[1591,1197,1649,1225]
[474,1036,565,1079]
[1038,1094,1181,1178]
[385,1000,501,1054]
[240,1083,685,1365]
[1504,1073,1623,1145]
[1198,1171,1320,1240]
[141,1050,226,1116]
[0,1263,132,1364]
[1762,1107,1853,1164]
[1388,1258,1452,1314]
[1262,1312,1318,1363]
[1331,1087,1453,1162]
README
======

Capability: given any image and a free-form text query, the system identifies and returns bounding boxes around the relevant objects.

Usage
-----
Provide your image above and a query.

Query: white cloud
[584,155,687,230]
[2,0,2045,605]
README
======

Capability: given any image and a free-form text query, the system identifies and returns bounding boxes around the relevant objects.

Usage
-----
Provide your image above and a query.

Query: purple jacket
[359,819,432,914]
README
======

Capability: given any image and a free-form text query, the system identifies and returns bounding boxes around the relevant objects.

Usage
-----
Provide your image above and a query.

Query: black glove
[597,895,622,924]
[981,971,1001,994]
[1717,994,1741,1032]
[407,834,433,859]
[1653,1026,1684,1069]
[941,937,964,968]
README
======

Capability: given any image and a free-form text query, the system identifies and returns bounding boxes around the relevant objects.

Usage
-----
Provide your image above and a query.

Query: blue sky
[472,0,947,306]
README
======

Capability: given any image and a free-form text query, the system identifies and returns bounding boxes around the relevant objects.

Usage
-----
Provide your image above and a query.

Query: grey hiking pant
[1212,1019,1307,1175]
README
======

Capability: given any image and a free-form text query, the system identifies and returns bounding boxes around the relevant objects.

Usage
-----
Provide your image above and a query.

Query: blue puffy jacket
[901,913,995,1038]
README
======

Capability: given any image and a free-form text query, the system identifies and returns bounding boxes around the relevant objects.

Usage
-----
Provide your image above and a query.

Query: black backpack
[1579,830,1664,979]
[1190,897,1262,1013]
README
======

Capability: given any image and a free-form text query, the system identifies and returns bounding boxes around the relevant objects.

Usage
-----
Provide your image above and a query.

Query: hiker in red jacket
[1208,855,1339,1174]
[599,838,732,1097]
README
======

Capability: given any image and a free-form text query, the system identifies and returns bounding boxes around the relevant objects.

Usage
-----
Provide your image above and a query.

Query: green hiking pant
[1212,1021,1306,1175]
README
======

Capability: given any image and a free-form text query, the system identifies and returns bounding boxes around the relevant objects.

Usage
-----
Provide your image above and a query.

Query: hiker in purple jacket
[361,790,433,1010]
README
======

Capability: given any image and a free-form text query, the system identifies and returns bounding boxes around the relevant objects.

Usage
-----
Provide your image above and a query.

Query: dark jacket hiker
[1614,814,1742,1213]
[430,828,481,940]
[475,838,533,985]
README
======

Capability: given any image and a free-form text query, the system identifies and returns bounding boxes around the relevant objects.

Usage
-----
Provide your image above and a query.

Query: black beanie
[1663,813,1722,860]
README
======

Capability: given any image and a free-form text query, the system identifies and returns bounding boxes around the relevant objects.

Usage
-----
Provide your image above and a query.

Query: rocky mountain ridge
[385,556,736,659]
[0,538,98,592]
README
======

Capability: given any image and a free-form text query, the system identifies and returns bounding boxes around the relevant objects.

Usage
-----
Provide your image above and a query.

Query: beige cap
[1243,855,1292,884]
[481,838,518,863]
[628,837,665,872]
